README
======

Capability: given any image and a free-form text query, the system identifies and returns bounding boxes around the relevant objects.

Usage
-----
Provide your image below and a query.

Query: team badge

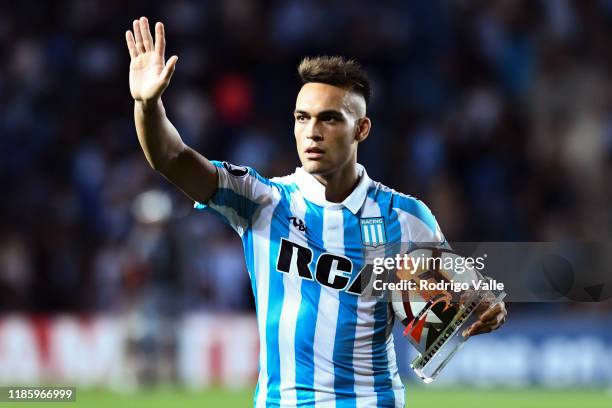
[360,217,387,247]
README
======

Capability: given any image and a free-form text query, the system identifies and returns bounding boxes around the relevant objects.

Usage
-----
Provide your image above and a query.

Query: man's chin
[302,161,329,175]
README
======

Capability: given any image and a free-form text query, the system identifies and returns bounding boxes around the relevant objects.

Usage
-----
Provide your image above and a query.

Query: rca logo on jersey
[360,217,387,247]
[276,238,370,295]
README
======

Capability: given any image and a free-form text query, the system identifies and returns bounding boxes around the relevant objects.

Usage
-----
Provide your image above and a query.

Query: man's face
[294,82,369,175]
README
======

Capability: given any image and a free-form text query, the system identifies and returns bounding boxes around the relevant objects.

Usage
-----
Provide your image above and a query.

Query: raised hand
[126,17,178,103]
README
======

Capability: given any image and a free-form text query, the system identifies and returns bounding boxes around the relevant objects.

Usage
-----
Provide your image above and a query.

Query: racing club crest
[360,217,387,247]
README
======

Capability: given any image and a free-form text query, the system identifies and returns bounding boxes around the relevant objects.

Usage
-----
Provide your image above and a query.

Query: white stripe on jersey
[254,189,282,408]
[353,195,379,407]
[358,195,404,407]
[395,208,440,243]
[277,190,308,406]
[312,208,343,405]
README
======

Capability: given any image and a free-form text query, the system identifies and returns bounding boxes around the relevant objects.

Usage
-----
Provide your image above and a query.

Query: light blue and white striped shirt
[195,161,444,407]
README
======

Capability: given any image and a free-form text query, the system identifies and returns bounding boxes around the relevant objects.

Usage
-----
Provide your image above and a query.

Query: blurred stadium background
[1,0,612,406]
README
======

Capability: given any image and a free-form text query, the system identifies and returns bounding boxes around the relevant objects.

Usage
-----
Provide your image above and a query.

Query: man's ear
[355,117,371,143]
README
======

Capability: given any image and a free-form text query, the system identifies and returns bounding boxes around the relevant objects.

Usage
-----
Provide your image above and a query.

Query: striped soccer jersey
[195,161,445,407]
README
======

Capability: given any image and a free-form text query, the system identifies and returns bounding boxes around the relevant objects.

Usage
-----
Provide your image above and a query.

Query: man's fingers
[161,55,178,82]
[479,302,503,323]
[472,325,493,336]
[155,22,165,58]
[465,305,507,337]
[133,19,145,54]
[140,17,154,52]
[482,310,507,327]
[126,31,137,59]
[463,321,481,337]
[464,320,495,337]
[475,300,491,314]
[475,292,496,313]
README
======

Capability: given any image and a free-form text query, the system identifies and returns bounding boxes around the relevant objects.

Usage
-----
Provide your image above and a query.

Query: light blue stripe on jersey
[293,200,324,405]
[265,189,291,407]
[369,188,403,407]
[332,208,360,405]
[392,193,437,234]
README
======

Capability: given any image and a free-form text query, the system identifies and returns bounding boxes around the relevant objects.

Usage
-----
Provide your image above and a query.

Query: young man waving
[126,16,507,408]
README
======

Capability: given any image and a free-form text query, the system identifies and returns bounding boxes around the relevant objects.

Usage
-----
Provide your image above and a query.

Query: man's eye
[296,115,307,122]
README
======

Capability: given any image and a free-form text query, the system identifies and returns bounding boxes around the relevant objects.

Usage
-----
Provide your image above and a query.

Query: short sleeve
[410,199,446,245]
[393,194,447,246]
[194,161,275,236]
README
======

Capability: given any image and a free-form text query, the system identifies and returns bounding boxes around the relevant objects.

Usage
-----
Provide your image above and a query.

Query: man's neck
[312,162,360,203]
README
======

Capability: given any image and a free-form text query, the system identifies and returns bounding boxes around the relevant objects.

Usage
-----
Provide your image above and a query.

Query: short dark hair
[298,56,371,105]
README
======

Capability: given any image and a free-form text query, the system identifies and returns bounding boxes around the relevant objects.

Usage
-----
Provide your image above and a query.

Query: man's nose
[305,120,323,141]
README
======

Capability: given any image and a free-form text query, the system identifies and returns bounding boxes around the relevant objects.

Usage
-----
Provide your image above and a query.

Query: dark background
[1,0,611,316]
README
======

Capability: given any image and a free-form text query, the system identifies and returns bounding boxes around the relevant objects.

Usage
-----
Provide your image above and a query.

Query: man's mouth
[305,147,325,159]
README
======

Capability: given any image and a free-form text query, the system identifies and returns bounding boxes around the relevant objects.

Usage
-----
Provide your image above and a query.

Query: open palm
[126,17,178,102]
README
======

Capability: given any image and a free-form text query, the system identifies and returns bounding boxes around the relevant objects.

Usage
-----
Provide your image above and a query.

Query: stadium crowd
[1,0,611,318]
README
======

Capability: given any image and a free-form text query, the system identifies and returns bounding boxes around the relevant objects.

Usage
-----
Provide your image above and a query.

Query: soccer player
[125,17,507,407]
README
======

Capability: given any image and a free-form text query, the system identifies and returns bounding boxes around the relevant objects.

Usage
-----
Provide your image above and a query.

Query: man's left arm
[405,198,508,337]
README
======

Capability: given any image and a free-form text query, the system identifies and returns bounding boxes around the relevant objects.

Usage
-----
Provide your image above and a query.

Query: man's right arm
[134,98,218,204]
[127,17,217,204]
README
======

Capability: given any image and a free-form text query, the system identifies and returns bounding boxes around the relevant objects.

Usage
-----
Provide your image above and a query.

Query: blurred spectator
[0,0,610,315]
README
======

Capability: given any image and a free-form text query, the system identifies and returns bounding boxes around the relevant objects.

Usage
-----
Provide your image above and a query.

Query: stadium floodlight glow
[132,190,173,224]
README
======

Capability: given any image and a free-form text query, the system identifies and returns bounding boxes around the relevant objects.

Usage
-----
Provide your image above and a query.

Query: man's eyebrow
[317,110,344,117]
[294,109,344,117]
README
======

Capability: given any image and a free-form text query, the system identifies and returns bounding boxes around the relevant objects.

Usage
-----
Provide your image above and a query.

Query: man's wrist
[135,98,162,112]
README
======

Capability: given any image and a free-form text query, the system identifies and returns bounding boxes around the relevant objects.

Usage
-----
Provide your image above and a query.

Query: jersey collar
[293,163,371,215]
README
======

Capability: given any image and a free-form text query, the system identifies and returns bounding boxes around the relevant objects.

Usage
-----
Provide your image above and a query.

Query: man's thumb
[161,56,178,82]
